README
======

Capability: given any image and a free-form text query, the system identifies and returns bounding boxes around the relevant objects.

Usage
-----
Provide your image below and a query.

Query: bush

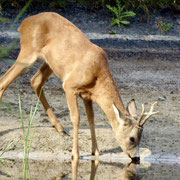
[0,0,179,10]
[0,0,68,9]
[106,0,136,27]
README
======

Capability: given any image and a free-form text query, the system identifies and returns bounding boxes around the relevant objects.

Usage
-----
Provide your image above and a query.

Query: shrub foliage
[0,0,179,10]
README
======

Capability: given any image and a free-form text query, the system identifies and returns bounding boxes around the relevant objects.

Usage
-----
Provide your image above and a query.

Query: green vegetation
[0,85,40,180]
[0,17,10,22]
[0,0,179,11]
[0,0,32,59]
[0,100,15,108]
[0,115,16,178]
[0,141,15,159]
[107,0,136,27]
[0,0,179,28]
[0,141,15,178]
[0,84,40,180]
[0,100,17,114]
[0,0,68,9]
[18,91,40,180]
[157,19,173,33]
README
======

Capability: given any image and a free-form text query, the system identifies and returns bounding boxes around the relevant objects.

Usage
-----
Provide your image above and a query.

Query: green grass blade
[0,39,18,59]
[120,20,130,24]
[22,89,41,180]
[0,160,14,178]
[18,93,25,137]
[0,141,14,158]
[0,100,13,107]
[10,0,32,28]
[0,0,32,59]
[0,17,11,22]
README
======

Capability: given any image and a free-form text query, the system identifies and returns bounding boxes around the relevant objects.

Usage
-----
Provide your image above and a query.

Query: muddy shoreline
[0,47,180,156]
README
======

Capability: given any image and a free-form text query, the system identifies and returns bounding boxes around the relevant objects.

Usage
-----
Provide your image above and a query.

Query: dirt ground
[0,48,180,179]
[0,2,180,178]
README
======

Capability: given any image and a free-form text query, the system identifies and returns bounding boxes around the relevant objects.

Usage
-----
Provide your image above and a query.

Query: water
[0,158,180,179]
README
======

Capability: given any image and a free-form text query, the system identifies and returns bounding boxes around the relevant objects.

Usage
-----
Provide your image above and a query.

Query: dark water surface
[0,159,180,179]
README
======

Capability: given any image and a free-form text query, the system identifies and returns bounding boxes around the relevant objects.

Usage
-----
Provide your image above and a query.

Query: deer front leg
[65,89,80,160]
[83,99,100,156]
[90,160,99,180]
[30,63,64,133]
[72,158,79,180]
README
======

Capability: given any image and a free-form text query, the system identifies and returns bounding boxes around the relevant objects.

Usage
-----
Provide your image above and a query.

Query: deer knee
[0,81,3,91]
[0,79,8,99]
[30,75,42,91]
[0,83,4,99]
[62,81,68,91]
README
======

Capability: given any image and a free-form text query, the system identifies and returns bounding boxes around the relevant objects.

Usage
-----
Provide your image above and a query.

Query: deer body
[0,12,158,161]
[19,12,126,111]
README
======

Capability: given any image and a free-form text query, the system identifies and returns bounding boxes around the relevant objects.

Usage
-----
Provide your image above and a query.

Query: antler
[137,103,145,125]
[138,102,159,127]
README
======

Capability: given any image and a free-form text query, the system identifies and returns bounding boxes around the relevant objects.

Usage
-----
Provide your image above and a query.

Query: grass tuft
[18,91,40,180]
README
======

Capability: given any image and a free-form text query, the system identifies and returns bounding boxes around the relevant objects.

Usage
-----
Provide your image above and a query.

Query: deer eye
[129,137,135,143]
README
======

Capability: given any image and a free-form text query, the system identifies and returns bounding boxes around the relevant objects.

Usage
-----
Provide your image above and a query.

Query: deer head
[113,100,158,161]
[118,162,138,180]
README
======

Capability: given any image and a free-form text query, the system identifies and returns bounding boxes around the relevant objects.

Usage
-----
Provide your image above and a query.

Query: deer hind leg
[0,51,37,99]
[83,99,100,156]
[30,62,64,133]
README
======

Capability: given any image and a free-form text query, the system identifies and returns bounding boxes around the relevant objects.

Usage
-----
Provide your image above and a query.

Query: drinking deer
[0,12,158,161]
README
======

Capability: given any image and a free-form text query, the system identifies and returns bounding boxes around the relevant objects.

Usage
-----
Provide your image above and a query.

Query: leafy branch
[107,0,136,27]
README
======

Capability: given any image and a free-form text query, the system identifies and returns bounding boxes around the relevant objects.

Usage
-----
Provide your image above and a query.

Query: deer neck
[92,73,128,131]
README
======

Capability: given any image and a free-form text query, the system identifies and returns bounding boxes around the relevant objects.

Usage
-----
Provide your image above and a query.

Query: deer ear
[112,104,126,124]
[127,99,137,119]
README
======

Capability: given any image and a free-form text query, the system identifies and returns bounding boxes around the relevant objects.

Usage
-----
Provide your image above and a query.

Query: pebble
[158,96,166,101]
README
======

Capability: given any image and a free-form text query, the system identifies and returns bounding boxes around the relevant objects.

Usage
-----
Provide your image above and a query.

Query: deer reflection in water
[53,159,140,180]
[117,163,139,180]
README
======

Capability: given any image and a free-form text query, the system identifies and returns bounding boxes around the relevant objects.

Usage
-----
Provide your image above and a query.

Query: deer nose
[131,156,140,163]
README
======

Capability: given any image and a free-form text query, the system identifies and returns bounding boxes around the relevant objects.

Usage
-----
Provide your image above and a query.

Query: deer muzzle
[131,156,140,163]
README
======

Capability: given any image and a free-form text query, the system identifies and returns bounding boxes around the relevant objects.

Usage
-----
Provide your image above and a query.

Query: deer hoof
[53,124,64,134]
[72,153,80,161]
[62,130,70,136]
[92,149,101,156]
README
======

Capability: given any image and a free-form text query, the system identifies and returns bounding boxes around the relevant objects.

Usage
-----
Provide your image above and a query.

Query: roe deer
[0,12,158,161]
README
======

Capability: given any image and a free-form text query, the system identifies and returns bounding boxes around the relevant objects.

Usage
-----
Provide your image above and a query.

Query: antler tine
[140,101,159,127]
[137,103,145,125]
